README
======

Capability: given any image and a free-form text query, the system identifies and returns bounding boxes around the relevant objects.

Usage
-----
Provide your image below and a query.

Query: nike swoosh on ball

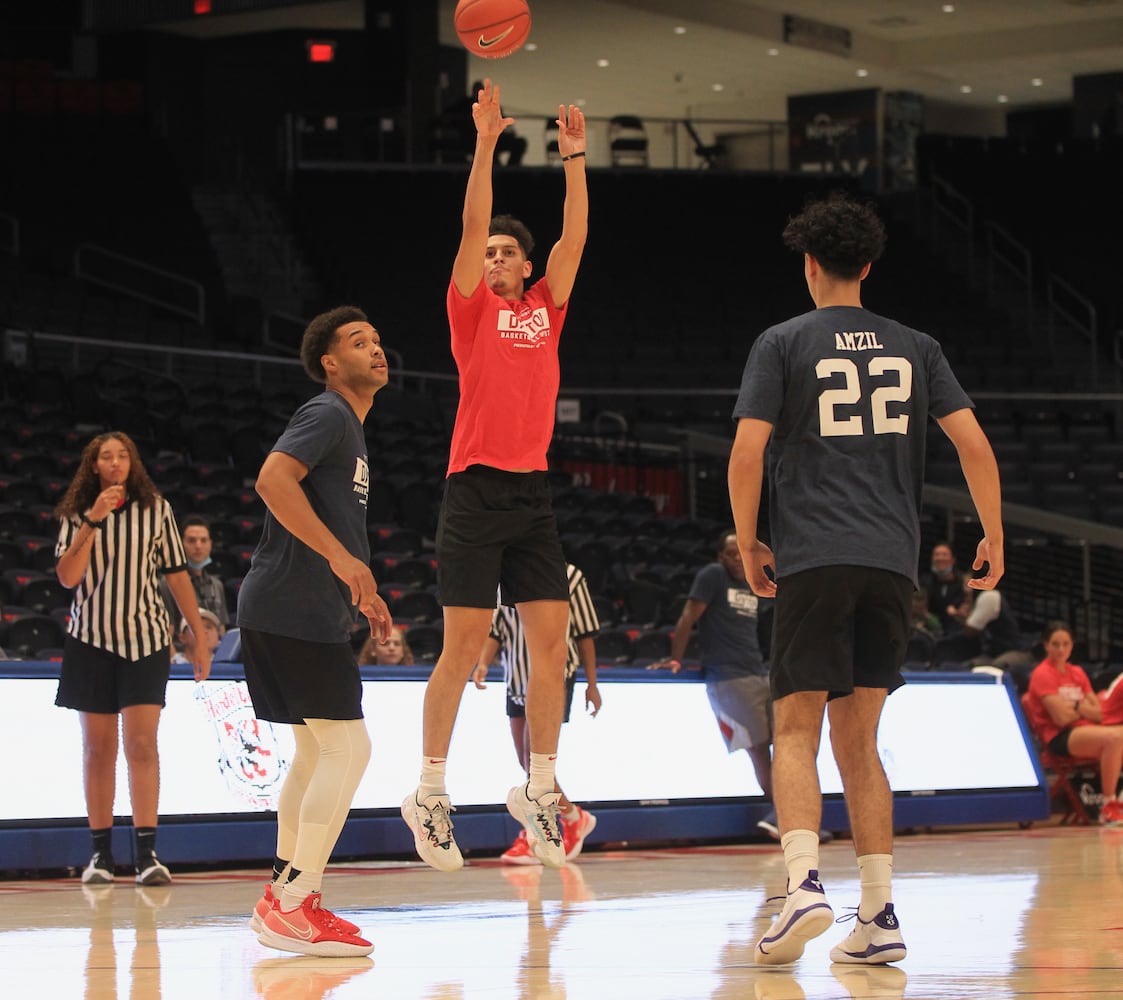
[478,28,513,47]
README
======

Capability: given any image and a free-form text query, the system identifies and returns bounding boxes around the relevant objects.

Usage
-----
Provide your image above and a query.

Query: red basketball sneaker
[500,828,541,866]
[562,806,597,862]
[257,893,372,957]
[1101,799,1123,826]
[250,884,360,936]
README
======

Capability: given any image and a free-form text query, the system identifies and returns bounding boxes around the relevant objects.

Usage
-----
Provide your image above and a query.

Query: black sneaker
[81,852,115,884]
[135,854,172,886]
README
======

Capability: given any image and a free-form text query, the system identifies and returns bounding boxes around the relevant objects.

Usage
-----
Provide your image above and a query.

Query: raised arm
[544,104,588,308]
[451,79,511,298]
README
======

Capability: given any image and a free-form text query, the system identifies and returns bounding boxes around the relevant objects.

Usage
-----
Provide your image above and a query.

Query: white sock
[279,868,320,912]
[857,853,893,921]
[419,756,447,799]
[780,829,821,891]
[527,753,557,800]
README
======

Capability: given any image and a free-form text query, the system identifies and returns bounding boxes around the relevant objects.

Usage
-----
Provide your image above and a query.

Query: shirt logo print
[497,305,551,349]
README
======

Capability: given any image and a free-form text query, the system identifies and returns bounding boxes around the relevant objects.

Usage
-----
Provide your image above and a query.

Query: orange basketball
[454,0,531,59]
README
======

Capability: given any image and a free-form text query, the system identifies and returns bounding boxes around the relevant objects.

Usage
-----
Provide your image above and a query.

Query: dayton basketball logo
[498,303,551,348]
[194,681,289,810]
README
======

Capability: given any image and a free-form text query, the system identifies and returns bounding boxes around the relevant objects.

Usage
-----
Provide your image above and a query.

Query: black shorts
[1047,728,1073,756]
[240,627,363,725]
[436,465,567,608]
[506,675,578,722]
[769,565,912,701]
[55,635,171,713]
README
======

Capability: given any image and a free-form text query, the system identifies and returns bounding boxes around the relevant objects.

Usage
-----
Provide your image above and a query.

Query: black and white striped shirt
[55,498,188,661]
[490,563,600,704]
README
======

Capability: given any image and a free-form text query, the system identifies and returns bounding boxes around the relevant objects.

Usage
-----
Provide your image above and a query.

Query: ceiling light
[960,85,972,93]
[997,95,1009,104]
[596,59,609,68]
[674,26,687,35]
[1032,78,1043,86]
[525,43,537,51]
[942,4,956,12]
[856,68,869,78]
[711,83,724,92]
[767,47,779,56]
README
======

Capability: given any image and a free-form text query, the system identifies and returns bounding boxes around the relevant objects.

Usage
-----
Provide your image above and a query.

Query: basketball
[454,0,531,59]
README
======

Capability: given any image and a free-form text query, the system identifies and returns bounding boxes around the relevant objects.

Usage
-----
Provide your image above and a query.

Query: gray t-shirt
[237,391,371,643]
[688,562,767,680]
[733,305,971,585]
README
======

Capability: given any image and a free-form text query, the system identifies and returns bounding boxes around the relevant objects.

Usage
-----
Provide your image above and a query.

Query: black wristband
[561,151,586,162]
[81,512,106,529]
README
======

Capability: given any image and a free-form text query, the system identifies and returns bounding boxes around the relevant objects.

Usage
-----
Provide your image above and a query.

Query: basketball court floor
[3,822,1120,999]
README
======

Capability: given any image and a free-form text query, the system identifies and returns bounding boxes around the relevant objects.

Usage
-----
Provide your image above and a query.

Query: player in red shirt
[1026,620,1123,825]
[401,80,588,871]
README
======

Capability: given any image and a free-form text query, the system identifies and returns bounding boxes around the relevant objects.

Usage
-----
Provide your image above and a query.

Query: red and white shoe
[257,892,372,957]
[250,883,361,936]
[500,828,542,866]
[1101,799,1123,826]
[562,806,597,862]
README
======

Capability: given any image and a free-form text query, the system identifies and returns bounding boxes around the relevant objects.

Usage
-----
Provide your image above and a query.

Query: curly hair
[489,214,534,258]
[781,190,886,280]
[301,305,368,383]
[54,431,161,519]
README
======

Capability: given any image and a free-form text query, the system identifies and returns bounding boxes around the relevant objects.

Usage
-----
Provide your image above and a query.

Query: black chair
[904,629,936,669]
[631,628,671,664]
[366,479,397,524]
[0,505,38,539]
[0,475,44,508]
[18,576,72,615]
[609,115,649,167]
[594,627,633,665]
[390,557,437,590]
[390,588,442,624]
[544,118,561,164]
[402,622,444,663]
[621,578,665,628]
[930,632,982,670]
[591,593,619,627]
[0,539,24,573]
[18,534,57,573]
[3,612,66,658]
[572,539,614,595]
[394,480,440,537]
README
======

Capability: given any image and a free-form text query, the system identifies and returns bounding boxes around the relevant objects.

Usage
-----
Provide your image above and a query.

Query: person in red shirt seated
[1025,620,1123,825]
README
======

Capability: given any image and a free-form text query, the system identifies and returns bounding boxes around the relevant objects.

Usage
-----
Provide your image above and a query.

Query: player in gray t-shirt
[239,305,393,958]
[729,191,1004,968]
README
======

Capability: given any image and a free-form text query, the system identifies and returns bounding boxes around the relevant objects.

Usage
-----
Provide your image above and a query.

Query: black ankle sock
[285,867,302,884]
[135,827,157,862]
[272,856,289,883]
[91,827,113,860]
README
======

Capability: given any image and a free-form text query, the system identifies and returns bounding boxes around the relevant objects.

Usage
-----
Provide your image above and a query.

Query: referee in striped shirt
[474,562,602,864]
[54,431,211,887]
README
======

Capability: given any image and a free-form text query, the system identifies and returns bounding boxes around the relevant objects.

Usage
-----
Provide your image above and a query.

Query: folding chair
[1020,692,1096,825]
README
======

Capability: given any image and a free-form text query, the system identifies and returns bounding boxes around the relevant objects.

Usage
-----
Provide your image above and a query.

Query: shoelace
[534,804,563,847]
[421,799,456,846]
[835,907,861,925]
